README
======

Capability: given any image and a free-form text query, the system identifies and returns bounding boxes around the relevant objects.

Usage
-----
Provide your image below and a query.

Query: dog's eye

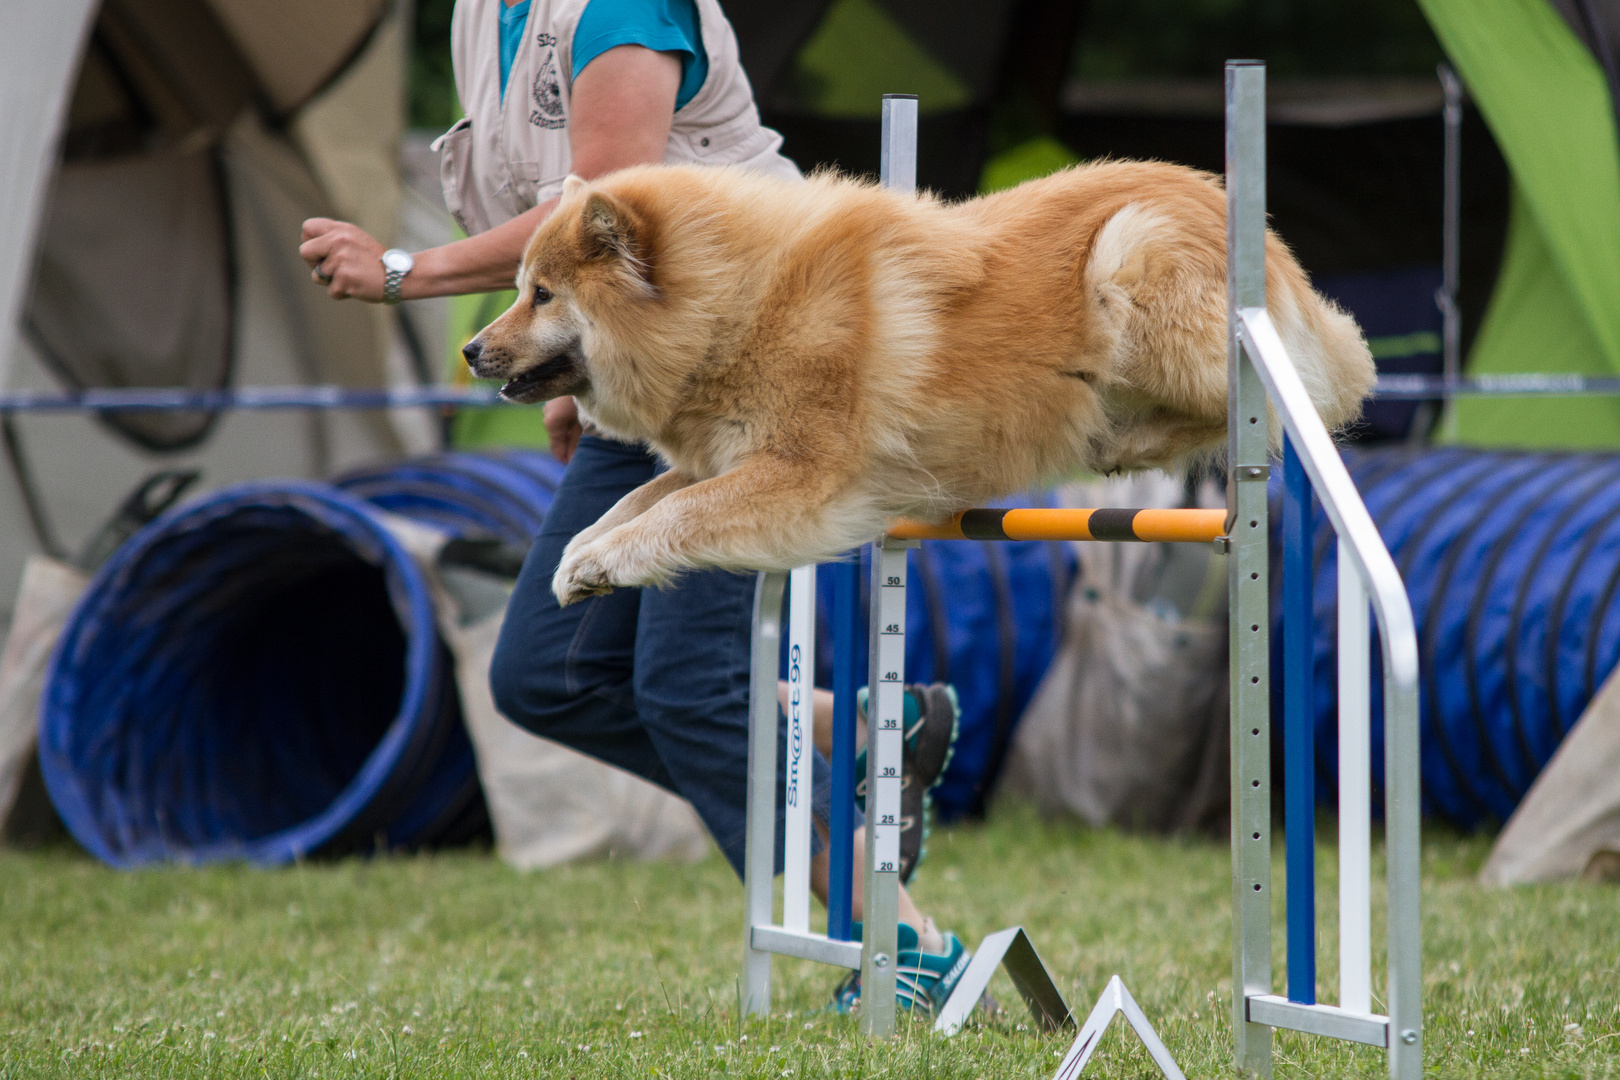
[532,287,552,306]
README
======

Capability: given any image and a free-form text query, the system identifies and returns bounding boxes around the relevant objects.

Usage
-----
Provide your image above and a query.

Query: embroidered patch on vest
[530,46,566,129]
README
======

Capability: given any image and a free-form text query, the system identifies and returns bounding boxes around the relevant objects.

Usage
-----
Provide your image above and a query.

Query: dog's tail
[1264,243,1378,434]
[1083,200,1375,446]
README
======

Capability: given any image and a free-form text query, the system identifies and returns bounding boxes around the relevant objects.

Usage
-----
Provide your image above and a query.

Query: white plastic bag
[1003,473,1229,831]
[382,515,710,869]
[0,556,87,836]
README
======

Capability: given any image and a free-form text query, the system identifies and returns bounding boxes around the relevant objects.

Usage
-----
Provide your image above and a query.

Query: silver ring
[314,264,333,283]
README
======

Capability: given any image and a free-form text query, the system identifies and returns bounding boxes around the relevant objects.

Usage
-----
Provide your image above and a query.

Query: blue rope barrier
[1372,374,1620,399]
[0,385,506,412]
[7,375,1620,414]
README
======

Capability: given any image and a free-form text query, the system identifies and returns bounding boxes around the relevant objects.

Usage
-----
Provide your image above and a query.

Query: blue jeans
[490,435,848,878]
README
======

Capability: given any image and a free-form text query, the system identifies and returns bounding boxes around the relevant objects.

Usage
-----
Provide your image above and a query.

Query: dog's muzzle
[461,337,498,380]
[498,351,583,404]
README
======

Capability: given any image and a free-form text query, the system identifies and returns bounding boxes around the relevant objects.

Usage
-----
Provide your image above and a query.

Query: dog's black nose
[462,339,483,363]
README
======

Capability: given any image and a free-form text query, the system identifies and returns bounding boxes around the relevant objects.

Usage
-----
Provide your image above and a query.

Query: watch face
[382,249,414,273]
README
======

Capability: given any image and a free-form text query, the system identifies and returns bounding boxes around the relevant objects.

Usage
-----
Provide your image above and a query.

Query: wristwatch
[381,248,415,305]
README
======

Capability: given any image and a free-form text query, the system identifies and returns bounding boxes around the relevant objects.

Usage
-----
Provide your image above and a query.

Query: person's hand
[299,218,387,302]
[545,397,584,463]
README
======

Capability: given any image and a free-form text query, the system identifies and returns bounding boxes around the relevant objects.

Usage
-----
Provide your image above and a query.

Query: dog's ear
[562,174,587,197]
[581,191,640,264]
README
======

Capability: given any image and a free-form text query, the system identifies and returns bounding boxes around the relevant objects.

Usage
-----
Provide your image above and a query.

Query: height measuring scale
[857,94,920,1037]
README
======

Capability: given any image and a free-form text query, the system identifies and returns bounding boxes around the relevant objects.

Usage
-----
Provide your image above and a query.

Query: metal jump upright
[1226,59,1423,1080]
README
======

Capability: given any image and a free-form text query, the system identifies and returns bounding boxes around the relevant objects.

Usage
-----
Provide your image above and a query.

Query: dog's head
[461,175,654,405]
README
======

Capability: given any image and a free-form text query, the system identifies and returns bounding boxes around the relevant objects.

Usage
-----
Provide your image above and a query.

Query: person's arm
[298,44,681,303]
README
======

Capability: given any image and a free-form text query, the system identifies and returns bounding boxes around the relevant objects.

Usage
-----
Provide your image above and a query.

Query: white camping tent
[0,4,711,864]
[0,0,442,613]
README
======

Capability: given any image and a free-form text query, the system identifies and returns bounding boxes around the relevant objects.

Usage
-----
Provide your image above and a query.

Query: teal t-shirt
[498,1,531,99]
[498,0,707,110]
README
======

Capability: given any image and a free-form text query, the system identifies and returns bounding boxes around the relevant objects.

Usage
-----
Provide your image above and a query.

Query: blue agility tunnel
[40,452,563,867]
[1281,447,1620,829]
[336,450,564,541]
[41,441,1057,861]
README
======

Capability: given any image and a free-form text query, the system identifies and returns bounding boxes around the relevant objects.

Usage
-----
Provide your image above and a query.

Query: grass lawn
[2,809,1617,1078]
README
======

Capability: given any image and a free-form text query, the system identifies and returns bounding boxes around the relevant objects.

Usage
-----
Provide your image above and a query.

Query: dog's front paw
[552,544,619,607]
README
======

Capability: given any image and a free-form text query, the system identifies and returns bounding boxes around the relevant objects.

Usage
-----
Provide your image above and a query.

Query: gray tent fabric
[26,148,233,449]
[0,0,100,390]
[1,1,430,615]
[1002,472,1229,832]
[0,556,87,838]
[1480,663,1620,885]
[206,0,391,118]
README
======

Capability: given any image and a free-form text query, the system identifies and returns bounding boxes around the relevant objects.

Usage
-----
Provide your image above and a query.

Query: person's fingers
[301,217,339,242]
[550,423,579,463]
[299,232,338,268]
[543,398,582,463]
[302,220,388,302]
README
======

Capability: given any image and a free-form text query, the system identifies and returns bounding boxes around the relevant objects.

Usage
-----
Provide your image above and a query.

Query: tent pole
[1436,63,1464,441]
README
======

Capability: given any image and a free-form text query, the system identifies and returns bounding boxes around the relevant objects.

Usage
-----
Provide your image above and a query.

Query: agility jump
[742,66,1422,1080]
[888,507,1228,544]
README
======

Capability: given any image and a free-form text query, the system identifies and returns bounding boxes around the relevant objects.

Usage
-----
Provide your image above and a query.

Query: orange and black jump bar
[888,507,1228,544]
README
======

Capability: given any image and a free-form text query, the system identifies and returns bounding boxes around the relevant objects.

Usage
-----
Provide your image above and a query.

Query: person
[298,0,965,1013]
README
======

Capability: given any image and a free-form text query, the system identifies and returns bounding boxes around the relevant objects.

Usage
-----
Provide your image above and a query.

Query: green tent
[1420,0,1620,446]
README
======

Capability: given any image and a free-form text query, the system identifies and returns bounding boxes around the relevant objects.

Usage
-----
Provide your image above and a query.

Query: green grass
[2,810,1617,1078]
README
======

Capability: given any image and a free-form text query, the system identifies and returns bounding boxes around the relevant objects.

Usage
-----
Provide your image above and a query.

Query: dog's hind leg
[551,454,865,606]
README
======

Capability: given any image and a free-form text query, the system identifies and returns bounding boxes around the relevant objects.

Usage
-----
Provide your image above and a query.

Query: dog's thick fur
[465,161,1375,606]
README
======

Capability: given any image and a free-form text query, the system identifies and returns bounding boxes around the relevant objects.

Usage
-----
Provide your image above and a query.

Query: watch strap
[382,251,412,305]
[383,266,405,305]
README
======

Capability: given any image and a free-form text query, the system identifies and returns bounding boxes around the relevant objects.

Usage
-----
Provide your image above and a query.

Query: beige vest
[436,0,800,235]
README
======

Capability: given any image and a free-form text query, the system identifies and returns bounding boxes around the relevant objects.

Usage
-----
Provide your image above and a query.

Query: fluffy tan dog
[463,162,1374,606]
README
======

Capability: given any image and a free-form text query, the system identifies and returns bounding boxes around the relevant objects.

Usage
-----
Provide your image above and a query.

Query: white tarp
[1480,664,1620,884]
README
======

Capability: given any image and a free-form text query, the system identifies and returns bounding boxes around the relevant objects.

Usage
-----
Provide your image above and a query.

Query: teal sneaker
[830,969,862,1014]
[827,922,973,1017]
[854,683,960,882]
